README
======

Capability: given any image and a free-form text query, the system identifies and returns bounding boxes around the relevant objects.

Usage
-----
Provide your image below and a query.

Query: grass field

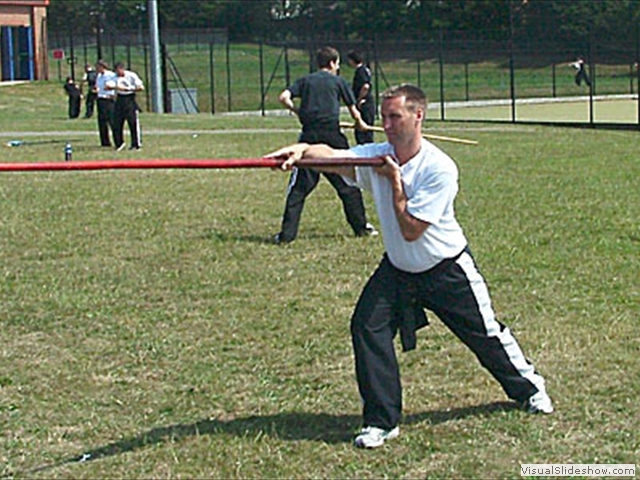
[0,82,639,478]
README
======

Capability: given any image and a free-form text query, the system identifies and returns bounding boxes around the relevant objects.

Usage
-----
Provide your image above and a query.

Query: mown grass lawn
[0,82,638,478]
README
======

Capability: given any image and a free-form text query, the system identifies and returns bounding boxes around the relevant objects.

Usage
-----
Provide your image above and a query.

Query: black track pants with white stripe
[351,250,547,430]
[113,95,141,149]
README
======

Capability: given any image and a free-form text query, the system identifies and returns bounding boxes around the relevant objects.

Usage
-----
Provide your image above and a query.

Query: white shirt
[115,70,144,96]
[347,139,467,273]
[96,70,117,99]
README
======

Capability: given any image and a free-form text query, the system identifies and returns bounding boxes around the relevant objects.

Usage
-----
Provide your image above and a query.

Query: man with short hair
[267,84,553,449]
[275,46,377,244]
[94,60,116,147]
[347,50,375,145]
[108,62,144,151]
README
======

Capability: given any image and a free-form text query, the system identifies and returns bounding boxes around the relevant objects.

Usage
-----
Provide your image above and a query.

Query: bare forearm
[390,175,428,242]
[279,90,298,115]
[348,105,363,123]
[358,84,370,103]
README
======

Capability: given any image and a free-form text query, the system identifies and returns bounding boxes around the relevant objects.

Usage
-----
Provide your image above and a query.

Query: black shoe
[273,233,293,245]
[129,145,141,151]
[115,143,126,152]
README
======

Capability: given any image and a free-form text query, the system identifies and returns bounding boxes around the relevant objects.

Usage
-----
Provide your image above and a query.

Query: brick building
[0,0,49,81]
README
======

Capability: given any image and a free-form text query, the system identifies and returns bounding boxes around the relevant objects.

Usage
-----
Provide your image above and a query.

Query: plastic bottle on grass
[64,143,73,161]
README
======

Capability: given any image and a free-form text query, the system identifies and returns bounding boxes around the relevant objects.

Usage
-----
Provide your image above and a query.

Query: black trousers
[279,128,368,242]
[68,95,81,119]
[85,91,97,118]
[351,251,546,430]
[97,98,115,147]
[575,69,591,87]
[113,95,141,149]
[355,100,376,145]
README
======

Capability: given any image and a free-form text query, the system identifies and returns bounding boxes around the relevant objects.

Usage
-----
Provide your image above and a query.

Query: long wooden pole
[339,123,478,146]
[0,157,385,173]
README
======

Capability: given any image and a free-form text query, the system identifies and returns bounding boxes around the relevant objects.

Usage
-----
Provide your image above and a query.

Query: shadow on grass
[16,401,517,477]
[200,228,349,245]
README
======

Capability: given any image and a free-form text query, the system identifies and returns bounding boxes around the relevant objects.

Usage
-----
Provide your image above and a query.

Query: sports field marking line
[438,93,636,110]
[220,94,637,117]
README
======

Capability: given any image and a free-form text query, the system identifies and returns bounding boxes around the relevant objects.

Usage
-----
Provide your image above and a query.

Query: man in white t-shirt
[266,84,553,449]
[94,60,117,147]
[107,62,144,151]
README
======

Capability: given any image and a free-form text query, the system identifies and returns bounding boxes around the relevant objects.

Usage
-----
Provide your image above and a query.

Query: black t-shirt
[64,83,81,97]
[85,70,98,88]
[287,70,356,130]
[352,65,373,103]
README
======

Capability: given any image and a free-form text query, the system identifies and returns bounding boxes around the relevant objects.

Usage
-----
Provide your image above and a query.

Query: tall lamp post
[148,0,164,113]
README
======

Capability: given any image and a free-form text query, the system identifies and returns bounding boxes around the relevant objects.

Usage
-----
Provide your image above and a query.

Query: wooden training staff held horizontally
[340,122,479,146]
[0,157,386,173]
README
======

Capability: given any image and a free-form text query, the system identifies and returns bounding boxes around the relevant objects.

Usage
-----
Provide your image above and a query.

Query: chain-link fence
[48,26,640,126]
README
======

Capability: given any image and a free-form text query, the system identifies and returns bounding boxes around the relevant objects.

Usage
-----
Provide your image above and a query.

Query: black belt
[388,247,468,352]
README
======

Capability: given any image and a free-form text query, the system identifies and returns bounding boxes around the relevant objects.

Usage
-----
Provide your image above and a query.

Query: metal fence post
[373,37,380,119]
[464,62,470,102]
[438,27,445,121]
[259,40,265,116]
[68,25,76,80]
[588,28,594,125]
[509,3,516,123]
[284,44,291,88]
[161,43,169,113]
[110,30,116,67]
[209,39,215,115]
[143,41,150,109]
[226,39,232,112]
[636,21,640,126]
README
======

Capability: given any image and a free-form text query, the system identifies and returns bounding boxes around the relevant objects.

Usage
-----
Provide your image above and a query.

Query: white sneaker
[524,390,554,414]
[357,223,379,238]
[354,426,400,449]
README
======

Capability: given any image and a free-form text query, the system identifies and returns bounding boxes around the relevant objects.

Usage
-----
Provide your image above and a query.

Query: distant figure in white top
[94,60,117,147]
[107,62,145,151]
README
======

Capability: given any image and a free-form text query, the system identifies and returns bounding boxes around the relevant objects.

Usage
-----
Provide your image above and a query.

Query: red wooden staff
[0,157,385,173]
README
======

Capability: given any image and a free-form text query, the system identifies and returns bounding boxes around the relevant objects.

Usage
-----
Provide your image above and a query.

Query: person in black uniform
[108,62,144,151]
[63,76,82,119]
[81,63,98,118]
[275,46,376,244]
[571,57,591,87]
[347,50,376,145]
